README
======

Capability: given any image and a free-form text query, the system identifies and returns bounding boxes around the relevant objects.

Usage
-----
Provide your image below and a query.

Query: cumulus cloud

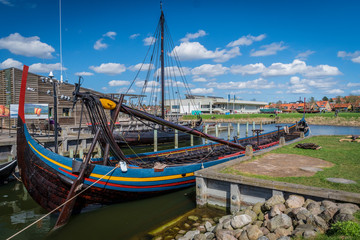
[0,0,13,6]
[192,64,229,77]
[350,89,360,94]
[129,33,140,39]
[75,71,94,76]
[347,82,360,87]
[303,65,342,77]
[171,42,240,62]
[352,56,360,63]
[337,51,360,64]
[108,80,130,86]
[103,31,116,39]
[207,78,275,90]
[154,66,191,77]
[128,63,154,71]
[135,80,159,88]
[143,36,156,46]
[0,33,54,58]
[193,77,207,82]
[250,42,287,57]
[0,58,22,69]
[295,50,315,60]
[190,88,214,94]
[327,89,345,94]
[287,76,339,94]
[29,63,66,73]
[89,63,126,75]
[230,63,265,75]
[180,30,207,42]
[227,34,266,47]
[94,38,107,50]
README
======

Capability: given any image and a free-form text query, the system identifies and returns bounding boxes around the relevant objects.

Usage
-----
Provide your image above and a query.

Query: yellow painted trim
[28,141,194,182]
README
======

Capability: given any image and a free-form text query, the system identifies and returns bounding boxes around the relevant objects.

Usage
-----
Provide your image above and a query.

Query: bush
[329,221,360,237]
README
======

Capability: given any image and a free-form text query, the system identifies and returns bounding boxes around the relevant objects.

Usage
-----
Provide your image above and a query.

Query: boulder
[277,236,291,240]
[337,203,360,211]
[269,204,286,217]
[204,221,214,232]
[233,229,243,239]
[267,214,292,232]
[253,202,263,215]
[213,223,224,232]
[239,230,250,240]
[321,200,338,210]
[246,225,264,240]
[292,224,315,237]
[188,215,199,221]
[265,233,277,240]
[219,215,232,224]
[257,212,265,221]
[274,226,293,237]
[303,199,316,208]
[194,233,206,240]
[319,207,338,222]
[244,209,258,222]
[313,215,328,232]
[215,229,236,240]
[303,230,317,238]
[257,236,269,240]
[285,195,305,209]
[260,226,270,235]
[230,214,252,229]
[306,202,322,215]
[296,208,312,221]
[197,225,206,233]
[333,213,355,222]
[204,232,214,240]
[178,230,200,240]
[263,195,285,211]
[223,219,233,230]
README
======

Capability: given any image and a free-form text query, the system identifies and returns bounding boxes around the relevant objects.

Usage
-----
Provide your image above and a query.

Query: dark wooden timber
[53,79,59,154]
[160,9,165,120]
[252,129,264,146]
[53,128,101,230]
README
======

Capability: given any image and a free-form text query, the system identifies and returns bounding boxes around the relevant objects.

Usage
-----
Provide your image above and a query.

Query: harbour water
[1,124,360,239]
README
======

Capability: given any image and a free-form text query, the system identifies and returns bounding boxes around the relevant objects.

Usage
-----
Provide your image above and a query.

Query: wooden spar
[53,128,101,230]
[120,104,246,150]
[102,95,124,165]
[160,9,165,120]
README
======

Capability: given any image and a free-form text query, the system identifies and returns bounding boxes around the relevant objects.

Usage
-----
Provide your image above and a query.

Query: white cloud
[108,80,130,87]
[193,77,207,82]
[75,71,94,76]
[287,76,339,94]
[89,63,126,75]
[230,63,265,75]
[338,51,360,64]
[350,89,360,94]
[180,30,207,42]
[0,0,13,6]
[128,63,154,71]
[250,42,287,57]
[207,78,275,90]
[327,89,345,95]
[0,33,54,58]
[103,31,116,39]
[190,88,214,94]
[135,80,159,88]
[94,38,107,50]
[102,87,108,91]
[0,58,22,69]
[227,34,266,47]
[295,50,315,60]
[143,36,156,46]
[347,82,360,87]
[29,63,66,73]
[351,56,360,63]
[129,33,140,39]
[192,64,229,77]
[262,59,341,77]
[171,42,240,62]
[154,66,191,77]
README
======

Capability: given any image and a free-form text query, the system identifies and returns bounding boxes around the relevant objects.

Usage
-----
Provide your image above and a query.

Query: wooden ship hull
[0,159,17,183]
[297,109,320,114]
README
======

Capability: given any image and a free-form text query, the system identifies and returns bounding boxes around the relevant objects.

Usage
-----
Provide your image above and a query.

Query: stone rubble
[156,195,359,240]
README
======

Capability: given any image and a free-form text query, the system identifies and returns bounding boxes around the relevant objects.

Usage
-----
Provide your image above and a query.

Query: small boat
[17,65,309,229]
[0,159,17,183]
[297,109,320,114]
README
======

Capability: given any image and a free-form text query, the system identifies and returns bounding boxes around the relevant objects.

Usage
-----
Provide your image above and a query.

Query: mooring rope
[6,164,120,240]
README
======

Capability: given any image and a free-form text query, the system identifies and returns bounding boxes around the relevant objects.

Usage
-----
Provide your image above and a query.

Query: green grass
[221,136,360,193]
[182,112,360,120]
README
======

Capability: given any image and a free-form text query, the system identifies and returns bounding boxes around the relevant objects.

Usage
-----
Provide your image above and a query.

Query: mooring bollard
[237,122,240,138]
[279,136,286,146]
[252,121,255,136]
[154,129,158,152]
[191,135,194,146]
[227,123,231,140]
[215,124,219,137]
[246,122,249,137]
[205,125,209,144]
[245,145,253,157]
[300,132,305,138]
[175,129,178,149]
[260,121,263,130]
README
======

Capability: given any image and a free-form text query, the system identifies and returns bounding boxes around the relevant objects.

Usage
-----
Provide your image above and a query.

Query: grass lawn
[221,135,360,193]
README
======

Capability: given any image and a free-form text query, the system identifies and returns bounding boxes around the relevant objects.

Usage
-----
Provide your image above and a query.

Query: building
[315,101,331,112]
[0,67,104,128]
[165,95,267,114]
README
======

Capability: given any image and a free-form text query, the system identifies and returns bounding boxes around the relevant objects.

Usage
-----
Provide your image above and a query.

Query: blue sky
[1,0,360,103]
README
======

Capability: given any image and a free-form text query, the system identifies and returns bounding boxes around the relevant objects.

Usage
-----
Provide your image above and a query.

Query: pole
[246,122,249,137]
[175,129,178,149]
[53,81,58,153]
[237,122,240,138]
[227,123,231,140]
[160,10,165,120]
[154,129,158,152]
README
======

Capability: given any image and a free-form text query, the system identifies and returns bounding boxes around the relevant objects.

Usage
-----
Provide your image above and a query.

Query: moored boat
[0,159,17,183]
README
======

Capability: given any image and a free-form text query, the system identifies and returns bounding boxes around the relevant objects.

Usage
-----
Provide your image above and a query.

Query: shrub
[329,221,360,237]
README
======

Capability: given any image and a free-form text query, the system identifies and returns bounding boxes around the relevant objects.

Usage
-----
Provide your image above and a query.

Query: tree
[308,97,316,103]
[335,96,342,103]
[322,96,328,101]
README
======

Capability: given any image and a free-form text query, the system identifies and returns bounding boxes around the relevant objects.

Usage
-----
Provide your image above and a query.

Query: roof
[316,101,329,107]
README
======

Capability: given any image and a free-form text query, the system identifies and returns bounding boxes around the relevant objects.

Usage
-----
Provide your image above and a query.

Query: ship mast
[160,3,165,119]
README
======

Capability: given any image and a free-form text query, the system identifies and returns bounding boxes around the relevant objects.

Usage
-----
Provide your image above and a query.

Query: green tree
[322,96,328,101]
[335,96,342,103]
[308,97,316,103]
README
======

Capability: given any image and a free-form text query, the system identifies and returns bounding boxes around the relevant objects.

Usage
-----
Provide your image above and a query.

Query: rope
[12,172,22,183]
[6,164,120,240]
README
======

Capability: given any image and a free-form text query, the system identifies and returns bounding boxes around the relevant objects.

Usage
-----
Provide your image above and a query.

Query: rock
[204,221,214,232]
[303,230,317,238]
[303,199,317,208]
[296,208,312,221]
[267,214,292,232]
[153,236,163,240]
[184,223,191,229]
[254,221,263,227]
[192,223,200,227]
[230,214,252,229]
[306,202,322,215]
[337,203,360,211]
[213,217,220,223]
[269,204,286,218]
[274,226,293,237]
[246,225,264,240]
[313,215,328,232]
[333,213,355,222]
[260,227,270,235]
[223,219,233,230]
[321,200,338,210]
[257,236,269,240]
[244,209,258,222]
[326,178,356,184]
[240,230,250,240]
[285,195,305,209]
[233,229,243,239]
[219,215,232,224]
[197,225,206,233]
[215,229,236,240]
[179,230,200,240]
[257,212,265,221]
[178,230,186,235]
[213,222,224,232]
[204,232,214,240]
[265,233,277,240]
[292,224,315,237]
[276,237,291,240]
[318,207,338,222]
[253,202,263,215]
[175,234,183,240]
[188,215,199,221]
[263,195,285,211]
[194,233,206,240]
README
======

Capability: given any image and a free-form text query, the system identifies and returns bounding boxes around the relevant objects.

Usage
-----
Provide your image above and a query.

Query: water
[1,124,359,239]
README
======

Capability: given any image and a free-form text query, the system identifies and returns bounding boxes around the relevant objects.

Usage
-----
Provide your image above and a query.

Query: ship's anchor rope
[6,164,120,240]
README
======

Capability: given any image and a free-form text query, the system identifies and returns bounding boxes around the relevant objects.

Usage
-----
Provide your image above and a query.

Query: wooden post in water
[227,123,231,140]
[246,122,249,137]
[252,121,255,136]
[175,129,178,149]
[260,120,263,130]
[154,129,158,152]
[237,122,240,138]
[191,135,194,146]
[205,125,208,144]
[69,148,74,158]
[215,124,219,137]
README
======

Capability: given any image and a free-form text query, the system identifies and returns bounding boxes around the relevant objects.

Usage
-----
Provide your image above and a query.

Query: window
[62,108,70,117]
[172,105,179,109]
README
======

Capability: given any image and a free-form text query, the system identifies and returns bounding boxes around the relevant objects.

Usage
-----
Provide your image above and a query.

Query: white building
[165,95,267,115]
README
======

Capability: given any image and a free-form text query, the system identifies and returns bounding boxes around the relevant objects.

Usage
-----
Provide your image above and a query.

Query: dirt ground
[232,153,334,177]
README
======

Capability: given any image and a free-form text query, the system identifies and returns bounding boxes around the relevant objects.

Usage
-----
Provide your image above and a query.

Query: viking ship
[112,6,203,146]
[0,159,17,183]
[17,63,309,228]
